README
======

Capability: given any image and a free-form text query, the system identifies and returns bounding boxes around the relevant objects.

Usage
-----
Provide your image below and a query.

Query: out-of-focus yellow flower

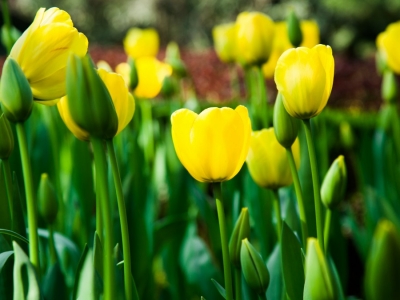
[97,60,113,72]
[9,7,88,103]
[246,128,300,190]
[212,23,237,64]
[376,21,400,74]
[115,62,131,87]
[134,57,172,98]
[123,28,159,59]
[274,44,334,119]
[58,69,135,140]
[171,106,251,182]
[235,12,275,66]
[262,21,320,78]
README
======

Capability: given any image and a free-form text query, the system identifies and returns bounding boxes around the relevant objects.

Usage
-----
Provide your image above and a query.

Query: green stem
[212,183,233,300]
[271,189,282,243]
[235,269,242,300]
[302,119,325,253]
[286,148,308,249]
[1,0,12,53]
[91,138,115,300]
[48,225,57,265]
[324,209,332,253]
[107,140,138,300]
[256,66,269,128]
[16,123,40,270]
[230,64,240,100]
[2,159,14,225]
[96,184,103,243]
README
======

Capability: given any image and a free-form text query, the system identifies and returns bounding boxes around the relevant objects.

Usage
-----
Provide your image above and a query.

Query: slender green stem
[234,269,242,300]
[324,209,332,253]
[107,140,138,300]
[302,119,325,253]
[96,184,103,242]
[91,138,115,300]
[271,189,282,242]
[1,0,12,53]
[16,123,40,269]
[212,183,233,300]
[256,66,269,128]
[48,225,57,265]
[286,148,308,249]
[2,159,14,225]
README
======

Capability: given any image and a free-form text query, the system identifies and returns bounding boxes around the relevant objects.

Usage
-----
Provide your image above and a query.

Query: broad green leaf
[0,229,29,244]
[211,278,226,299]
[0,251,13,272]
[76,249,95,300]
[0,249,13,300]
[328,256,345,300]
[42,263,68,300]
[72,244,88,300]
[267,244,284,300]
[281,221,304,300]
[93,232,103,280]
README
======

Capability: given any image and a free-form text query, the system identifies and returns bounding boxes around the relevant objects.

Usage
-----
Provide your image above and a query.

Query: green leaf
[328,256,346,300]
[72,244,88,300]
[211,278,226,299]
[0,229,29,244]
[12,241,41,300]
[93,231,103,280]
[267,243,284,300]
[281,221,304,300]
[42,263,68,300]
[76,249,96,300]
[0,249,13,299]
[0,251,13,272]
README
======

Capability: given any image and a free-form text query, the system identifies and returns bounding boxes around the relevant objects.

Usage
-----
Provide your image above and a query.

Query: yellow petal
[97,60,113,72]
[123,28,159,59]
[115,62,131,87]
[57,96,89,141]
[377,21,400,74]
[212,23,237,63]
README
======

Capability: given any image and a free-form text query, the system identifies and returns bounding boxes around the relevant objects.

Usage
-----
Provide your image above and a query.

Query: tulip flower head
[246,128,300,190]
[275,44,334,119]
[9,7,88,102]
[171,105,251,182]
[376,21,400,74]
[212,23,237,64]
[123,28,159,60]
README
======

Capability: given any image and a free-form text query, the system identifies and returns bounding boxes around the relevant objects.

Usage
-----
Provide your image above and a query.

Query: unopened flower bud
[38,173,58,225]
[127,57,139,91]
[339,121,355,150]
[287,10,303,47]
[0,113,14,159]
[381,70,398,103]
[321,155,347,210]
[241,238,270,295]
[165,41,187,78]
[229,208,250,269]
[0,58,33,122]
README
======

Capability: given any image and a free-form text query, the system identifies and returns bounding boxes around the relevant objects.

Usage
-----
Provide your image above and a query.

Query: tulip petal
[57,96,89,141]
[315,45,334,114]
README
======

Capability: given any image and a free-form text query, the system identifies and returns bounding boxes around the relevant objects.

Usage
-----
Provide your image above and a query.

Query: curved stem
[91,138,115,300]
[212,183,233,300]
[235,269,242,300]
[324,209,332,253]
[286,148,308,249]
[302,119,325,253]
[16,122,40,270]
[107,140,138,300]
[2,159,14,225]
[271,189,282,243]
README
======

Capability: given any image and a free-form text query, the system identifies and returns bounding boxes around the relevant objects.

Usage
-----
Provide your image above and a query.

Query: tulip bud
[38,173,58,225]
[240,238,270,295]
[339,121,355,150]
[365,220,400,300]
[165,41,187,78]
[304,238,337,300]
[229,208,250,269]
[0,113,14,160]
[273,92,300,148]
[321,155,347,210]
[0,58,33,123]
[66,54,118,140]
[287,10,303,47]
[160,76,178,98]
[381,70,398,103]
[127,58,139,91]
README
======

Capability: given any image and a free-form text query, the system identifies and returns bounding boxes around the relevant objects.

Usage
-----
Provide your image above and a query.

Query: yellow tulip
[97,60,113,72]
[246,128,300,189]
[212,23,237,64]
[58,69,135,140]
[376,21,400,74]
[235,12,275,66]
[115,62,131,87]
[262,21,320,79]
[9,7,88,103]
[171,106,251,182]
[274,44,334,119]
[123,28,159,59]
[134,57,172,99]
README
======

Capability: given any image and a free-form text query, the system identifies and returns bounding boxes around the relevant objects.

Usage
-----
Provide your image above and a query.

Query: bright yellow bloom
[235,12,275,66]
[246,128,300,189]
[115,62,131,87]
[262,21,320,78]
[171,106,251,182]
[97,60,113,72]
[134,57,172,99]
[274,44,334,119]
[58,69,135,140]
[9,7,88,103]
[123,28,159,59]
[376,21,400,74]
[212,23,237,63]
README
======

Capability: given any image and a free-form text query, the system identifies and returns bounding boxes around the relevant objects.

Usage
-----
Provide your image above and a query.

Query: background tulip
[123,28,159,60]
[212,23,237,64]
[376,21,400,74]
[246,128,300,189]
[275,44,334,119]
[9,7,88,102]
[171,105,251,182]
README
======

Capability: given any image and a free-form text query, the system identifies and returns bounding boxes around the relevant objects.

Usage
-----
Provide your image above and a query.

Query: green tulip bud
[365,220,400,300]
[0,113,14,160]
[128,57,139,91]
[304,238,337,300]
[160,75,178,98]
[165,41,187,78]
[321,155,347,210]
[287,10,303,48]
[229,208,250,269]
[381,70,398,103]
[339,121,355,150]
[38,173,58,225]
[0,58,33,123]
[240,238,270,295]
[66,54,118,140]
[273,92,300,148]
